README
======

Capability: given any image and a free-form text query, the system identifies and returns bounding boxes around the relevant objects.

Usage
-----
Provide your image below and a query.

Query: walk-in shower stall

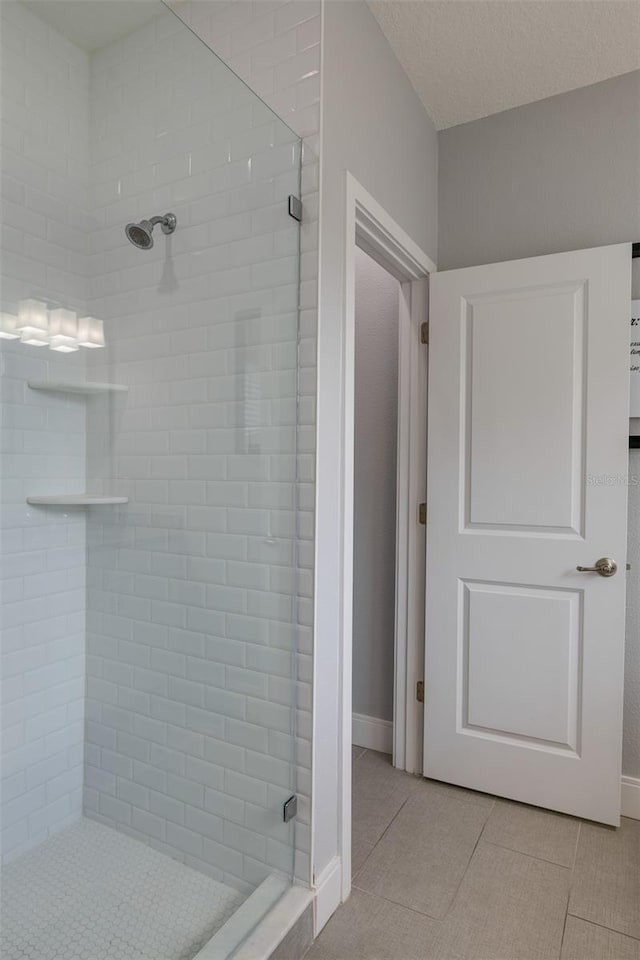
[0,2,303,956]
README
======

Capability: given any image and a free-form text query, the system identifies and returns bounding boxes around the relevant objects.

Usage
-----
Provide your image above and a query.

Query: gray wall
[353,249,399,724]
[438,70,640,779]
[439,71,640,270]
[313,0,439,878]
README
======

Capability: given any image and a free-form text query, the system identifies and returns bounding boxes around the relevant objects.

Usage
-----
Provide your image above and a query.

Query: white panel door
[424,243,630,825]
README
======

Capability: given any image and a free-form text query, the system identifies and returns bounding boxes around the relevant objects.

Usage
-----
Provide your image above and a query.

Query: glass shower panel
[1,0,301,954]
[84,4,301,894]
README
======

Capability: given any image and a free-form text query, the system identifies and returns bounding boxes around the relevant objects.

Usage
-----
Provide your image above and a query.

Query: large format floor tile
[420,778,495,813]
[569,817,640,939]
[304,943,335,959]
[434,841,571,960]
[355,783,491,918]
[307,888,442,960]
[351,824,375,877]
[351,750,419,846]
[482,798,580,867]
[315,757,637,960]
[561,917,640,960]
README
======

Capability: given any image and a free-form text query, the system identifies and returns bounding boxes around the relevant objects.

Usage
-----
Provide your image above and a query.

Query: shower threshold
[1,817,246,960]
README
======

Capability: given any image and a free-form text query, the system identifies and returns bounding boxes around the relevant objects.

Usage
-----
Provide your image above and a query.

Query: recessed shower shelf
[26,495,129,506]
[27,381,128,395]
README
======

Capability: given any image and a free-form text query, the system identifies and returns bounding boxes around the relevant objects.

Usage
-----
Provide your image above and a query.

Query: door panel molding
[460,282,587,536]
[459,579,583,755]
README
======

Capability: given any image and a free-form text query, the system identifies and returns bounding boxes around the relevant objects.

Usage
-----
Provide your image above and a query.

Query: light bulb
[49,308,79,352]
[77,316,105,348]
[17,299,49,345]
[0,313,20,339]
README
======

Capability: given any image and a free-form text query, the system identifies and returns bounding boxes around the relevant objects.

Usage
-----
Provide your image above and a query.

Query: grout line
[559,908,570,958]
[349,883,446,924]
[564,913,640,943]
[358,782,494,922]
[563,820,581,927]
[439,797,496,920]
[477,836,577,871]
[481,839,574,872]
[350,763,417,881]
[559,823,580,960]
[350,846,374,883]
[478,797,496,840]
[351,837,578,935]
[363,792,411,849]
[376,778,419,832]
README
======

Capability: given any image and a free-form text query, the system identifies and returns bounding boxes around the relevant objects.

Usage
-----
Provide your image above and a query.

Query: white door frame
[339,173,436,899]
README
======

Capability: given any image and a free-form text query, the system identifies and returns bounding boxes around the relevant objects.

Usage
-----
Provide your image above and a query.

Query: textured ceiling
[367,1,640,129]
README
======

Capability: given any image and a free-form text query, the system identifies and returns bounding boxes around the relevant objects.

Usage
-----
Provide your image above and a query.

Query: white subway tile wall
[0,0,319,891]
[82,2,315,892]
[178,1,320,887]
[173,0,321,888]
[0,0,91,862]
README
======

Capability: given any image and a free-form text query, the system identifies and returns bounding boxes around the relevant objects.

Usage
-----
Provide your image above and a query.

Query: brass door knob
[576,557,618,577]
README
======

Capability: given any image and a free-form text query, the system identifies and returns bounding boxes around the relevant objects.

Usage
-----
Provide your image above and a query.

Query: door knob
[576,557,618,577]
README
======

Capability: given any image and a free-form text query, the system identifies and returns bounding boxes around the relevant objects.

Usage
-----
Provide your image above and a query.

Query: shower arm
[149,214,177,235]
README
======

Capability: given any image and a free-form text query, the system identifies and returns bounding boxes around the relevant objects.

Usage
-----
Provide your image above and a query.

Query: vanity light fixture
[17,299,49,345]
[0,312,20,339]
[49,308,79,353]
[2,302,106,350]
[77,316,105,349]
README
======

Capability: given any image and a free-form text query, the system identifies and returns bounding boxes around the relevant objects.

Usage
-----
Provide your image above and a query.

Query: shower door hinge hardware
[288,195,302,222]
[416,680,425,703]
[418,502,427,525]
[420,321,429,345]
[283,794,298,823]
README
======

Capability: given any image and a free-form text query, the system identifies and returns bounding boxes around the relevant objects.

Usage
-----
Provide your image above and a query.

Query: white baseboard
[621,776,640,820]
[313,856,342,936]
[352,713,393,755]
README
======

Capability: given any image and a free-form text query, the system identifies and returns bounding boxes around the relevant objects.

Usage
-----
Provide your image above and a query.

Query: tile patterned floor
[1,817,245,960]
[306,749,640,960]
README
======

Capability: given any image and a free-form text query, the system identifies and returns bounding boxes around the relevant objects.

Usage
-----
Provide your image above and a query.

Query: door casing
[330,173,436,907]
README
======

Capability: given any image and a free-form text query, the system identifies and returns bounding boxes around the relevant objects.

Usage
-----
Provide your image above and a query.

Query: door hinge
[288,195,302,222]
[420,321,429,345]
[283,794,298,823]
[416,680,425,703]
[418,502,427,525]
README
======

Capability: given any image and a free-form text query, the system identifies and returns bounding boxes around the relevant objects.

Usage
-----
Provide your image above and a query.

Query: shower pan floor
[1,817,245,960]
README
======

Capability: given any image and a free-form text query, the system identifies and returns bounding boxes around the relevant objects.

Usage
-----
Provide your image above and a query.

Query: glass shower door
[84,0,302,897]
[1,1,303,956]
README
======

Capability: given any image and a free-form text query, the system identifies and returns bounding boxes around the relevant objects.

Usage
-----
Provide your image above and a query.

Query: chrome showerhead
[125,213,176,250]
[125,221,153,249]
